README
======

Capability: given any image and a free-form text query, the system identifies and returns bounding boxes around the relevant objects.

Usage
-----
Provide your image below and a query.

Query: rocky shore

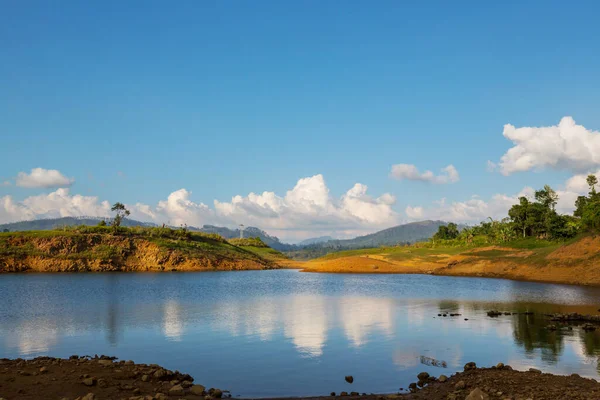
[2,356,600,400]
[0,355,221,400]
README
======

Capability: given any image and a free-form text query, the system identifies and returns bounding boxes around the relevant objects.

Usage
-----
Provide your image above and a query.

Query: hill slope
[300,235,600,286]
[0,227,282,273]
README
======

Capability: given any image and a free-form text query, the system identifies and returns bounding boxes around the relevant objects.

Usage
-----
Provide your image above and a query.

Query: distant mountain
[298,236,334,246]
[192,225,295,251]
[329,220,448,248]
[0,216,157,232]
[285,220,450,259]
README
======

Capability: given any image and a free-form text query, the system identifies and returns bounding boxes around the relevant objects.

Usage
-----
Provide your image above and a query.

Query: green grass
[239,245,288,262]
[0,227,280,267]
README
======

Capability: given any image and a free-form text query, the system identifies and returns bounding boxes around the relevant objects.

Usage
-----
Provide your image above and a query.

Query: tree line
[433,174,600,244]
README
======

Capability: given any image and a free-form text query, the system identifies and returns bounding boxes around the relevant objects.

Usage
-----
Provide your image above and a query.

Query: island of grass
[0,225,288,273]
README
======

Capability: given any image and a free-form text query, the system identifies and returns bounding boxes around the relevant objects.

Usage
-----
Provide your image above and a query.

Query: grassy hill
[0,226,285,273]
[301,235,600,286]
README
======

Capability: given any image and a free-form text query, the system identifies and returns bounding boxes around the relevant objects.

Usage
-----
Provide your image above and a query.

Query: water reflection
[1,271,600,396]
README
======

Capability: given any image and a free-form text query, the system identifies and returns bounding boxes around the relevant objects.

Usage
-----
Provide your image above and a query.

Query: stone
[496,362,504,369]
[98,379,108,388]
[98,360,113,366]
[154,369,167,379]
[529,368,541,373]
[39,366,48,373]
[417,372,430,381]
[142,374,150,382]
[181,380,193,389]
[330,392,336,397]
[438,374,448,382]
[455,380,466,390]
[83,378,97,386]
[154,394,168,400]
[211,389,223,398]
[132,388,141,395]
[190,385,206,395]
[169,384,185,396]
[465,388,489,400]
[81,394,96,400]
[345,375,354,383]
[340,392,348,396]
[350,392,359,396]
[464,362,477,371]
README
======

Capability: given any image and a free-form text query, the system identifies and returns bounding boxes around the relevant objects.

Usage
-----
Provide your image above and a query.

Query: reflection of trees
[437,301,460,313]
[106,274,120,346]
[511,314,564,363]
[578,329,600,373]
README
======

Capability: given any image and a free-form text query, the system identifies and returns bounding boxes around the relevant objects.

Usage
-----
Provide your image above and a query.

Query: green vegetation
[0,225,280,267]
[110,202,130,228]
[227,237,269,247]
[431,175,600,248]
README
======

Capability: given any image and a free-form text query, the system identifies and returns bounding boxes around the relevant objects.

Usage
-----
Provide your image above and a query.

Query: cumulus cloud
[0,174,399,241]
[16,168,75,188]
[214,175,398,239]
[496,117,600,175]
[404,169,600,223]
[390,164,459,184]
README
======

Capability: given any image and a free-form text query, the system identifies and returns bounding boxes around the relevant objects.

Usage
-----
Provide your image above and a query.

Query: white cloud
[1,181,11,186]
[404,169,600,223]
[0,175,398,241]
[390,164,459,184]
[16,168,75,188]
[496,117,600,175]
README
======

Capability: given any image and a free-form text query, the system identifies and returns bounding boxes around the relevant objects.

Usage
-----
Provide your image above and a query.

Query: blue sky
[1,1,600,241]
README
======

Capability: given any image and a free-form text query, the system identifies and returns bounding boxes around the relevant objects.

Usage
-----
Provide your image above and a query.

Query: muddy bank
[0,233,277,273]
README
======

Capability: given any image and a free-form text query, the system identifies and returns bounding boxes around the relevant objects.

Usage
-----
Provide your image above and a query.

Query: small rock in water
[344,375,354,384]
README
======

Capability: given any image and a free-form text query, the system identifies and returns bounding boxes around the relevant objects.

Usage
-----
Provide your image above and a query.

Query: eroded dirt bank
[0,233,276,273]
[300,236,600,286]
[1,357,599,400]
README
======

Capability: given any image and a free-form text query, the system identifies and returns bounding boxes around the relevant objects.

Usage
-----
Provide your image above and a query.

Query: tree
[574,196,588,218]
[535,185,558,211]
[97,220,107,227]
[508,196,530,237]
[111,202,130,228]
[433,223,459,240]
[587,174,598,197]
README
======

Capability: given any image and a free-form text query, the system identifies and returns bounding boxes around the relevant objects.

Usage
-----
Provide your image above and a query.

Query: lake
[1,270,600,397]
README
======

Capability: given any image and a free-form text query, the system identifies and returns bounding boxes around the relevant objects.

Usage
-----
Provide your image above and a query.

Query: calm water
[1,270,600,397]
